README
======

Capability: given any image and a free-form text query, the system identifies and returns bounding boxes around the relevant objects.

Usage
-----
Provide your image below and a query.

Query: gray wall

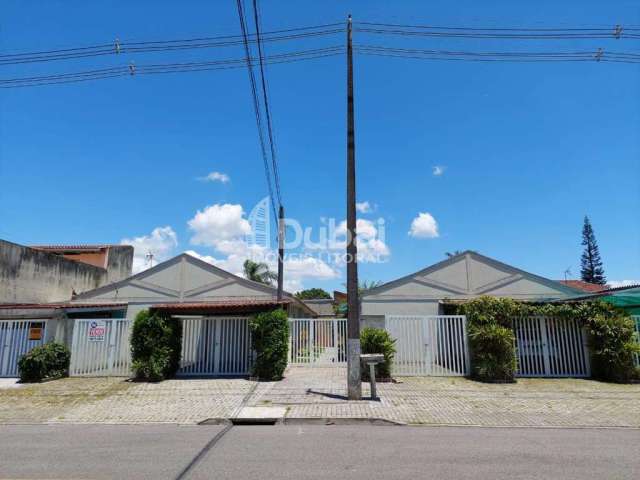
[0,240,132,303]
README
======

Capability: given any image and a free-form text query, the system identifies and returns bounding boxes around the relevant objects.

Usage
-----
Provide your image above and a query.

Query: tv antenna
[563,267,572,281]
[145,251,155,268]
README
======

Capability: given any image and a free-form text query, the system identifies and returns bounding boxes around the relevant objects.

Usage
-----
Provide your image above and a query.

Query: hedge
[249,309,289,380]
[130,309,182,381]
[360,327,396,381]
[18,342,70,383]
[449,296,639,383]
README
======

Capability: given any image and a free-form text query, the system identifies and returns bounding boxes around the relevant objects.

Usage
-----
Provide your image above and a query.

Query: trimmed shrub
[250,309,289,380]
[360,327,396,381]
[131,310,182,381]
[467,323,516,383]
[456,297,521,382]
[586,314,640,383]
[18,342,70,383]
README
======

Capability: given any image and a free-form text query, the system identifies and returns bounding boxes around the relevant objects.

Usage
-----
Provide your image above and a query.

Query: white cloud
[409,212,439,238]
[188,204,251,248]
[121,226,178,273]
[198,171,230,183]
[356,201,372,213]
[607,280,640,288]
[432,165,445,176]
[334,218,390,263]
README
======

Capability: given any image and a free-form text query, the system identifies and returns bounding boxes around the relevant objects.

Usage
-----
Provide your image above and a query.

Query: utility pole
[346,14,361,400]
[277,205,284,301]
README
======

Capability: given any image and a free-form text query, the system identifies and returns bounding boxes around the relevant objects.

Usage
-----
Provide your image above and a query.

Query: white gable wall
[361,251,580,328]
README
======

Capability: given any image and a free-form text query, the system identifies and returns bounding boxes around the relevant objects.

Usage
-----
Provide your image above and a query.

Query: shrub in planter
[131,309,182,381]
[250,309,289,380]
[18,342,70,383]
[360,327,396,381]
[586,314,640,383]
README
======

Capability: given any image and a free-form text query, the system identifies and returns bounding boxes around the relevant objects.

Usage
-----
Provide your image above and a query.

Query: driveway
[1,367,638,427]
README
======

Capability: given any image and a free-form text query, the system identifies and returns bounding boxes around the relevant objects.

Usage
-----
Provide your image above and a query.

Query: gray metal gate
[513,316,590,377]
[0,320,47,377]
[178,316,252,376]
[69,319,131,376]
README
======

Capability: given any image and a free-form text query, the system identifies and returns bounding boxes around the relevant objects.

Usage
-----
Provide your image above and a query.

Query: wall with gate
[289,318,347,365]
[0,320,48,377]
[178,316,251,376]
[69,319,131,376]
[513,317,590,378]
[385,315,470,376]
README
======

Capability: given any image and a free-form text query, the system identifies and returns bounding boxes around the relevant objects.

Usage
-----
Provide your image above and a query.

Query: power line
[236,0,278,221]
[0,26,345,66]
[0,46,344,88]
[354,44,640,63]
[252,0,282,206]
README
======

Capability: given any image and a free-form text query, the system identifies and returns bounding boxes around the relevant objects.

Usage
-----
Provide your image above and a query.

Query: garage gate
[0,320,47,377]
[385,315,470,376]
[178,317,252,376]
[69,319,131,376]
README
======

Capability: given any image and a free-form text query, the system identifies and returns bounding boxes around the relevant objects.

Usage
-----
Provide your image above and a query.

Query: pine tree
[580,216,606,285]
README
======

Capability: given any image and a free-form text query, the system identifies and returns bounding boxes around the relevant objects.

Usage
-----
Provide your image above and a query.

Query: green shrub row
[449,297,639,383]
[18,342,70,383]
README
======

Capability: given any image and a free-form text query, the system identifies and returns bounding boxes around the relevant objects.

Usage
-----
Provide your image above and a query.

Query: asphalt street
[0,424,638,479]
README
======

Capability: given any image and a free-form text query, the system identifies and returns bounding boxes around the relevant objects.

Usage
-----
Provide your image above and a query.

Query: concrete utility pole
[346,14,362,400]
[277,205,284,301]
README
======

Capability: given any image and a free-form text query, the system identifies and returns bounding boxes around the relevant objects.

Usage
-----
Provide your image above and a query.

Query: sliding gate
[0,320,48,377]
[178,317,251,376]
[513,317,590,377]
[385,315,470,376]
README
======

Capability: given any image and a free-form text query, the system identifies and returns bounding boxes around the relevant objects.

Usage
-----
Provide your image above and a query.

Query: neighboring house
[557,280,609,293]
[302,298,336,318]
[361,250,582,328]
[558,284,640,315]
[0,240,133,303]
[0,252,314,377]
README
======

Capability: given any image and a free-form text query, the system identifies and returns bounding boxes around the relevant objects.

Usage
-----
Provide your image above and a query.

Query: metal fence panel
[385,315,470,376]
[513,316,589,378]
[288,318,347,366]
[70,319,131,377]
[178,316,251,376]
[0,320,48,377]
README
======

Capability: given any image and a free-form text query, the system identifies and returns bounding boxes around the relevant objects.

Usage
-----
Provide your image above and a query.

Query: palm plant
[243,259,277,285]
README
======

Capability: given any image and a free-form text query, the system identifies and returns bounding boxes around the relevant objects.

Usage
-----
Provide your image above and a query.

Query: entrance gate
[0,320,47,377]
[288,318,347,365]
[385,315,470,376]
[513,316,590,377]
[178,317,252,376]
[70,319,131,376]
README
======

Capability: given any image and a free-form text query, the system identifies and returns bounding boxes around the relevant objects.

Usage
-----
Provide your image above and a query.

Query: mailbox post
[360,353,384,400]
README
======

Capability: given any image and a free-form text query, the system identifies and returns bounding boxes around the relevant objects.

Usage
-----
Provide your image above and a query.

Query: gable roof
[362,250,582,299]
[72,252,314,314]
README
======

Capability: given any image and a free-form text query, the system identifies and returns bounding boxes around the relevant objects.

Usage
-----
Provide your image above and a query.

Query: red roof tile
[558,280,609,293]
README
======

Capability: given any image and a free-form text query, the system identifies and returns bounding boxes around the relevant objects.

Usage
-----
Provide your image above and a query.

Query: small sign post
[88,320,106,342]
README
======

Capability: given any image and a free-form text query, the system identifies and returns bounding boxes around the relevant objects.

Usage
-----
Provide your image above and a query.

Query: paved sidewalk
[0,367,638,427]
[250,367,640,427]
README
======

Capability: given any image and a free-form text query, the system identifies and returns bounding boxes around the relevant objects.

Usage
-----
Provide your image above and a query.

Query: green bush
[586,314,640,383]
[468,323,516,383]
[456,297,521,382]
[131,310,182,381]
[18,342,70,383]
[360,327,396,381]
[250,309,289,380]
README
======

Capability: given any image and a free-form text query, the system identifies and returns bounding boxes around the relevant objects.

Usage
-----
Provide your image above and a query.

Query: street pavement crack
[174,423,233,480]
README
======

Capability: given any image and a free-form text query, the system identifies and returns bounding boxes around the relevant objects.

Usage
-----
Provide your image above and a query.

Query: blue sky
[1,0,639,292]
